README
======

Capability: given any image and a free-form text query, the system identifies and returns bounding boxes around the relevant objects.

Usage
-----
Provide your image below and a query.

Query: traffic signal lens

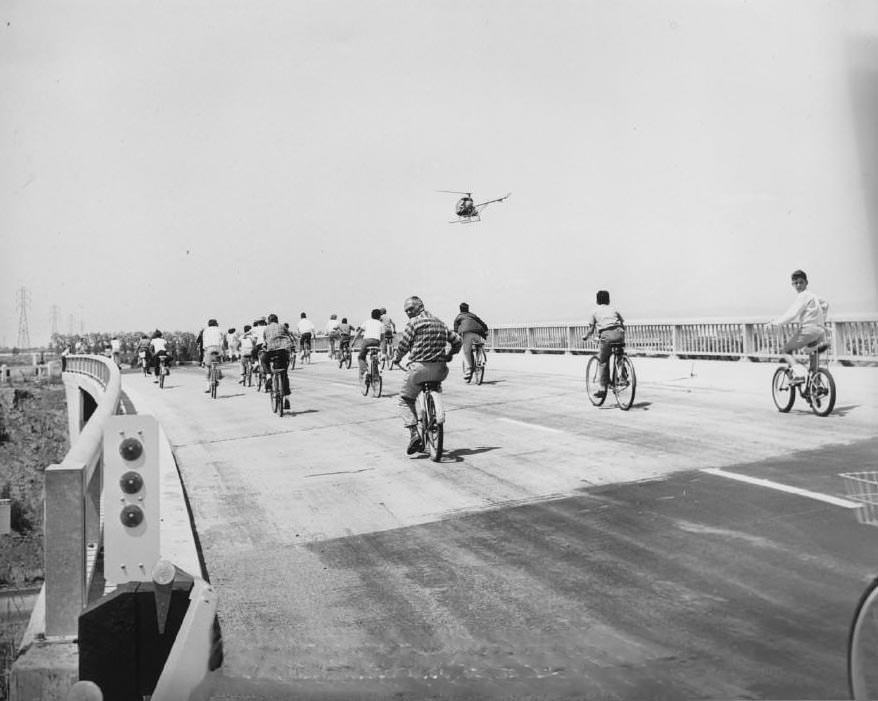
[119,437,143,462]
[119,471,144,494]
[120,504,144,528]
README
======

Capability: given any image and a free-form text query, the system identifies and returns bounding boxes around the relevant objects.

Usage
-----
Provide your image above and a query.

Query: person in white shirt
[149,331,169,383]
[769,269,829,383]
[238,324,255,383]
[297,313,316,360]
[354,309,385,381]
[582,290,625,399]
[198,319,225,392]
[325,314,340,359]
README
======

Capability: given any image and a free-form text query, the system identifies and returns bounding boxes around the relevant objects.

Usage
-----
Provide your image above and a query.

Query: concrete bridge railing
[43,355,122,639]
[486,315,878,363]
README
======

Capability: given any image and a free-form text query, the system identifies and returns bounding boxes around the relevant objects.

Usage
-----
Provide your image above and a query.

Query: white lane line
[497,417,564,434]
[701,468,860,509]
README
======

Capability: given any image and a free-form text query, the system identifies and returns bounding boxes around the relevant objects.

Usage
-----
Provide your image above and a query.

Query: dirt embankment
[0,384,68,588]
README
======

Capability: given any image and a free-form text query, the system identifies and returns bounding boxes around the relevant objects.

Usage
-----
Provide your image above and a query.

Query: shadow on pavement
[443,446,503,461]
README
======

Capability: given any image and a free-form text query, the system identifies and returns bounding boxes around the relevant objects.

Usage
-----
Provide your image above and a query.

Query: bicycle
[839,471,878,700]
[240,355,253,387]
[138,351,150,377]
[464,339,487,385]
[269,356,286,417]
[207,354,222,399]
[338,342,352,370]
[157,354,170,389]
[300,337,312,366]
[585,344,636,410]
[770,341,836,417]
[254,352,266,392]
[362,347,383,398]
[381,338,395,371]
[400,361,445,462]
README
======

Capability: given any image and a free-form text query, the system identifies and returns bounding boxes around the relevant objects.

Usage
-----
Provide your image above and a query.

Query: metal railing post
[526,327,535,353]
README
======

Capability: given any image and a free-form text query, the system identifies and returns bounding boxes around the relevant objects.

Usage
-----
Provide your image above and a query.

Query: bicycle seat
[807,341,830,354]
[419,381,442,390]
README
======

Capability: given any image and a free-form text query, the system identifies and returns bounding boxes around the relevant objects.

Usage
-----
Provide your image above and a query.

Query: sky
[2,0,878,347]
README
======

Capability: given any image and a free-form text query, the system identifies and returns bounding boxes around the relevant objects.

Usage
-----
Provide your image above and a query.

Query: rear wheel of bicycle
[808,368,836,417]
[424,393,444,462]
[246,368,252,387]
[612,356,636,410]
[585,356,606,406]
[159,372,165,389]
[345,354,352,370]
[771,367,795,412]
[849,577,878,701]
[372,373,382,397]
[361,373,371,396]
[210,380,218,399]
[274,388,284,417]
[474,348,486,385]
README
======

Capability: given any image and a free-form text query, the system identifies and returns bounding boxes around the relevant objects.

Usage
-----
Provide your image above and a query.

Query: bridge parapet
[489,315,878,363]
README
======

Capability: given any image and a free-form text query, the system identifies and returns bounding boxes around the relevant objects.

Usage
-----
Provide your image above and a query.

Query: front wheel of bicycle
[372,373,382,398]
[612,356,636,410]
[808,368,836,417]
[771,367,795,413]
[424,393,444,462]
[849,577,878,701]
[585,356,606,407]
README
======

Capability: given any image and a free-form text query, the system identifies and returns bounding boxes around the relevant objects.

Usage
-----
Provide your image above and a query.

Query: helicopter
[438,190,511,223]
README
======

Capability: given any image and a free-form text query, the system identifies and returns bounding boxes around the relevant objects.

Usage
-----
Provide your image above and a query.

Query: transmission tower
[16,286,31,349]
[50,305,60,337]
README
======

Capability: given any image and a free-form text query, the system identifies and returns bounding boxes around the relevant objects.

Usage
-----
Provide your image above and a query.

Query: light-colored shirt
[325,318,340,335]
[202,326,224,348]
[250,325,266,347]
[588,304,624,333]
[239,334,255,354]
[774,291,828,333]
[150,338,168,354]
[298,318,316,335]
[359,318,384,341]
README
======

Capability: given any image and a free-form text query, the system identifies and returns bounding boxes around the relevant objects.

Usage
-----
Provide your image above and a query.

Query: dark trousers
[265,349,291,396]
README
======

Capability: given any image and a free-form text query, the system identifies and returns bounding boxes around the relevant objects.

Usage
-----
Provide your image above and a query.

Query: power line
[16,286,31,349]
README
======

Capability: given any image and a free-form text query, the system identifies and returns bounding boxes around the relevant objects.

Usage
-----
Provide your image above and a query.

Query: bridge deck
[123,354,878,699]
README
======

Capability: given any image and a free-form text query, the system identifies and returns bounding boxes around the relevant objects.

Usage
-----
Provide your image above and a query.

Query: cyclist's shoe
[204,388,210,393]
[406,427,424,455]
[463,373,472,382]
[283,398,291,410]
[594,389,607,399]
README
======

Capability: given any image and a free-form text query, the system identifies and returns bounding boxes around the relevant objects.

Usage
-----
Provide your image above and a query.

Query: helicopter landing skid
[450,215,481,224]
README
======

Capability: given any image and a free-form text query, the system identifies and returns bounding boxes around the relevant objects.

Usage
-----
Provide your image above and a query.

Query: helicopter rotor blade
[474,192,511,208]
[436,189,472,196]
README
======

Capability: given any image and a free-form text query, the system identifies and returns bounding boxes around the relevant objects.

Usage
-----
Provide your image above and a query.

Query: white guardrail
[484,315,878,363]
[42,355,121,639]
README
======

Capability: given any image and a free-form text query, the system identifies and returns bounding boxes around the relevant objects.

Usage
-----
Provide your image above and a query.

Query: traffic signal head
[103,415,160,583]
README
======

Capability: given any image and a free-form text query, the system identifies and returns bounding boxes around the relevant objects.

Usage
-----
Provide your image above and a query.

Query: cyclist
[582,290,625,399]
[769,269,829,384]
[355,309,384,383]
[337,317,354,361]
[149,330,169,383]
[297,313,316,361]
[379,307,396,360]
[109,336,122,368]
[263,313,295,409]
[392,296,462,455]
[250,317,269,387]
[453,302,489,382]
[198,319,225,393]
[325,314,340,359]
[135,334,152,372]
[238,325,255,383]
[226,328,240,362]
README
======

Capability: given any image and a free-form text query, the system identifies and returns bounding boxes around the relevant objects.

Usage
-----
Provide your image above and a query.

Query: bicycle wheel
[246,366,252,387]
[372,372,382,398]
[849,577,878,701]
[585,356,606,406]
[462,357,472,383]
[612,355,636,410]
[210,380,218,399]
[771,367,795,412]
[424,393,444,462]
[808,367,836,417]
[361,373,371,396]
[474,347,486,385]
[159,371,165,389]
[345,354,352,370]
